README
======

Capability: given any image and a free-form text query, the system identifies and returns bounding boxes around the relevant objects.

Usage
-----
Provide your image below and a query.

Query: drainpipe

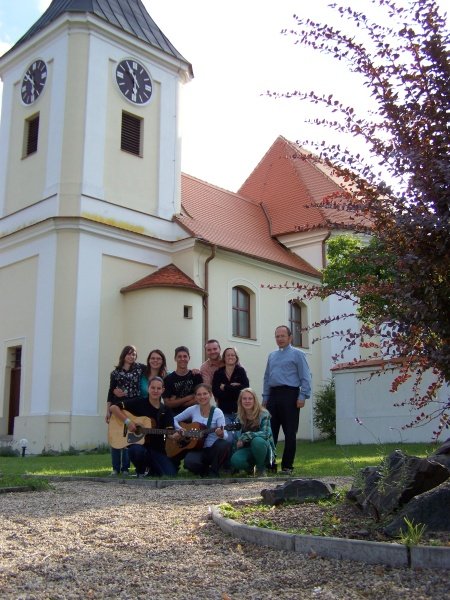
[310,231,331,442]
[203,244,216,355]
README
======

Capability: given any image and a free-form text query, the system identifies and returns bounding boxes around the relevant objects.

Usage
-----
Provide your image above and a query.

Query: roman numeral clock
[115,59,153,105]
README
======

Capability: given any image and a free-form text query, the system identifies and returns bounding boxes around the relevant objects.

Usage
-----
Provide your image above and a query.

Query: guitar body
[165,422,206,458]
[108,411,155,449]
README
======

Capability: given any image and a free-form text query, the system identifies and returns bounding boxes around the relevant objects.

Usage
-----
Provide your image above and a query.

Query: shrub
[313,379,336,439]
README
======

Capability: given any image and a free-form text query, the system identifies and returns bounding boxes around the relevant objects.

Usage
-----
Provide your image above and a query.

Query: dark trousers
[184,438,231,477]
[266,386,300,470]
[128,444,177,476]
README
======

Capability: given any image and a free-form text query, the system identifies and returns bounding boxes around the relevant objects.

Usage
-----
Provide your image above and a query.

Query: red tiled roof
[121,263,204,294]
[178,174,320,278]
[238,136,369,236]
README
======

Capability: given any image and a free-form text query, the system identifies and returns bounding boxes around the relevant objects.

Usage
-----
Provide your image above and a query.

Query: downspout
[203,244,216,354]
[310,230,332,441]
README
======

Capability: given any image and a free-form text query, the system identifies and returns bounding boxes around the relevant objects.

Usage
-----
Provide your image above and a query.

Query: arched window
[289,300,308,348]
[232,286,250,338]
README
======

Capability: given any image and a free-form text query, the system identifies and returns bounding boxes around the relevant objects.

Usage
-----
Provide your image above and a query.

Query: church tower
[0,0,193,452]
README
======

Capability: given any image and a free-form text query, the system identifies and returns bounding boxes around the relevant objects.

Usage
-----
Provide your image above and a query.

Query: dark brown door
[8,367,21,434]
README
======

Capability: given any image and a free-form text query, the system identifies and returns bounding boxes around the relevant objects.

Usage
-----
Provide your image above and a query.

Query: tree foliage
[274,0,450,435]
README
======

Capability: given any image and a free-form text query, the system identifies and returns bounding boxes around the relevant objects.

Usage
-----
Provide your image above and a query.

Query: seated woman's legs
[250,437,270,469]
[148,450,177,476]
[230,447,253,472]
[183,450,205,475]
[128,444,149,475]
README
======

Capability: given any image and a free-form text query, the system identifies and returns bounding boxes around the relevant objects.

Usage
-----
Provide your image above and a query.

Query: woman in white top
[173,383,230,477]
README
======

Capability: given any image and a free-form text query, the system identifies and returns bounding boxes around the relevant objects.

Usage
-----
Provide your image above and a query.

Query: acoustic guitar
[165,421,241,458]
[108,412,174,450]
[108,411,240,458]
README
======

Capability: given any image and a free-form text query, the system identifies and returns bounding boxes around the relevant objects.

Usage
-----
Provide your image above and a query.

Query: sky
[0,0,448,192]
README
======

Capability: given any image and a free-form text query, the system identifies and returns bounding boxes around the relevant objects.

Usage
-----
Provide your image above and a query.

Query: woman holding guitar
[172,383,231,477]
[109,376,177,477]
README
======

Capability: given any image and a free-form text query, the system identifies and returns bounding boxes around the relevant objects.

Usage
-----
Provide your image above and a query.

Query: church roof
[8,0,192,75]
[121,263,204,294]
[178,174,320,278]
[238,136,369,236]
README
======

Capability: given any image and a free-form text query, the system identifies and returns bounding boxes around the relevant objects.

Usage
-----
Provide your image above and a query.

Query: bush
[313,379,336,439]
[0,445,19,457]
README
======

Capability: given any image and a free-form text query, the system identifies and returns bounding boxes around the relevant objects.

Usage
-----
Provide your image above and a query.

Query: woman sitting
[173,383,230,477]
[231,387,276,477]
[109,376,177,477]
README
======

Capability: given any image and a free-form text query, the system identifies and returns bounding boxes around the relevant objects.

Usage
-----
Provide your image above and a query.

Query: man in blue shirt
[263,325,311,474]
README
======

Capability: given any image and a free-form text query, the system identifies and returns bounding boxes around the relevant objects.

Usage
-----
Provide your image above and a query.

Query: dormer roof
[121,263,204,295]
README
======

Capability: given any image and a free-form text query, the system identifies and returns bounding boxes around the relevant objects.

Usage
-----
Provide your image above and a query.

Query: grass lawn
[0,439,437,489]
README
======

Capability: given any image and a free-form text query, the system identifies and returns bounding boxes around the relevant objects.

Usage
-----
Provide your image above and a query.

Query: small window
[121,111,142,156]
[183,305,192,319]
[232,286,250,338]
[24,113,39,157]
[289,299,308,348]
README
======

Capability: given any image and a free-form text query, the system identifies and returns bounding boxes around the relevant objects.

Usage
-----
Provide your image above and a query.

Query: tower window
[24,113,39,157]
[121,111,142,156]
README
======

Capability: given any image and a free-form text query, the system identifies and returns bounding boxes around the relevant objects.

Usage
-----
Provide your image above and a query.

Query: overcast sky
[0,0,448,191]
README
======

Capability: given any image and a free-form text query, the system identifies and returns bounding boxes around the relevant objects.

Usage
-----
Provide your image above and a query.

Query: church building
[0,0,360,453]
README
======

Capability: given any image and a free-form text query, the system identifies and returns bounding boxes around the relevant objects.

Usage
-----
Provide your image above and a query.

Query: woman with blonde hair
[231,388,275,477]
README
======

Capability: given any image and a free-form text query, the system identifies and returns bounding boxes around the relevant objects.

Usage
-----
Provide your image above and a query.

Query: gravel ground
[0,479,449,600]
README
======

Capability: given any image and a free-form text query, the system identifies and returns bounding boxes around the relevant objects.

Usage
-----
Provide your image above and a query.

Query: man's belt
[270,385,299,391]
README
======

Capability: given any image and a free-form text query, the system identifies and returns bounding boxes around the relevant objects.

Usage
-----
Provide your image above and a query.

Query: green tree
[275,0,449,435]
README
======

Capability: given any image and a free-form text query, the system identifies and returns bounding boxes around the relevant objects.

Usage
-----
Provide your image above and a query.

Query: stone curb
[210,506,450,569]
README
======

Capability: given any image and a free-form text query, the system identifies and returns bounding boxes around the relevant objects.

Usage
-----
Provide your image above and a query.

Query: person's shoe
[281,467,293,475]
[132,472,146,478]
[121,470,130,477]
[109,470,119,477]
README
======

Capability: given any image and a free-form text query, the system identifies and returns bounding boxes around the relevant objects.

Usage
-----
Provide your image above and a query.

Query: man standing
[163,346,203,415]
[200,339,223,385]
[263,325,311,474]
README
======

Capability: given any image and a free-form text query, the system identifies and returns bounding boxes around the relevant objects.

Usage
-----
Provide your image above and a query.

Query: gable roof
[177,174,320,278]
[121,263,204,294]
[6,0,192,75]
[238,136,368,236]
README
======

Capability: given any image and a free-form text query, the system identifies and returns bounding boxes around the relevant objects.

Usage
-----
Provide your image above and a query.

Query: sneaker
[121,470,130,477]
[109,470,119,477]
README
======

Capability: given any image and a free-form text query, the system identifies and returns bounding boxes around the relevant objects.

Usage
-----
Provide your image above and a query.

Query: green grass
[0,439,436,489]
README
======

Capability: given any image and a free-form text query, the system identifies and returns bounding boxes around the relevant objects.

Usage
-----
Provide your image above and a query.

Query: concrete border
[210,506,450,569]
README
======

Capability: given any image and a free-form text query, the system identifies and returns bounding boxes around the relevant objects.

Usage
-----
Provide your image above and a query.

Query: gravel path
[0,480,448,599]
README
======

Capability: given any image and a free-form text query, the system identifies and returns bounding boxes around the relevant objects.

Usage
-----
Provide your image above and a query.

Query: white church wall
[334,363,445,444]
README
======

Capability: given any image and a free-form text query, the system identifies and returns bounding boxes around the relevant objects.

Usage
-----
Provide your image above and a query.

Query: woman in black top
[212,347,249,425]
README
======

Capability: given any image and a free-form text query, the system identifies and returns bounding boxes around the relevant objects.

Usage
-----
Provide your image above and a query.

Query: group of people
[105,327,311,479]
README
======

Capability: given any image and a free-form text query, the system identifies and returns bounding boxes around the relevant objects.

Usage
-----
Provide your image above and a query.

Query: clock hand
[24,73,36,92]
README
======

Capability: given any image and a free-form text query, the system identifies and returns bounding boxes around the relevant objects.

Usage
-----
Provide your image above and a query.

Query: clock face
[115,59,153,105]
[21,59,47,105]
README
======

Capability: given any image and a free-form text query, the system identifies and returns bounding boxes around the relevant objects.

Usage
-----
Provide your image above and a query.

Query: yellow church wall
[121,287,204,373]
[3,71,51,215]
[97,254,159,411]
[0,256,37,430]
[58,33,89,216]
[103,67,160,215]
[47,230,79,414]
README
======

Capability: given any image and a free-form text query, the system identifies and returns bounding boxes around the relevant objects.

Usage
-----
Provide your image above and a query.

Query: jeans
[128,444,177,476]
[111,447,130,472]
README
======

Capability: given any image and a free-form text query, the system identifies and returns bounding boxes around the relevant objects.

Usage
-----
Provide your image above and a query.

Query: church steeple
[7,0,192,77]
